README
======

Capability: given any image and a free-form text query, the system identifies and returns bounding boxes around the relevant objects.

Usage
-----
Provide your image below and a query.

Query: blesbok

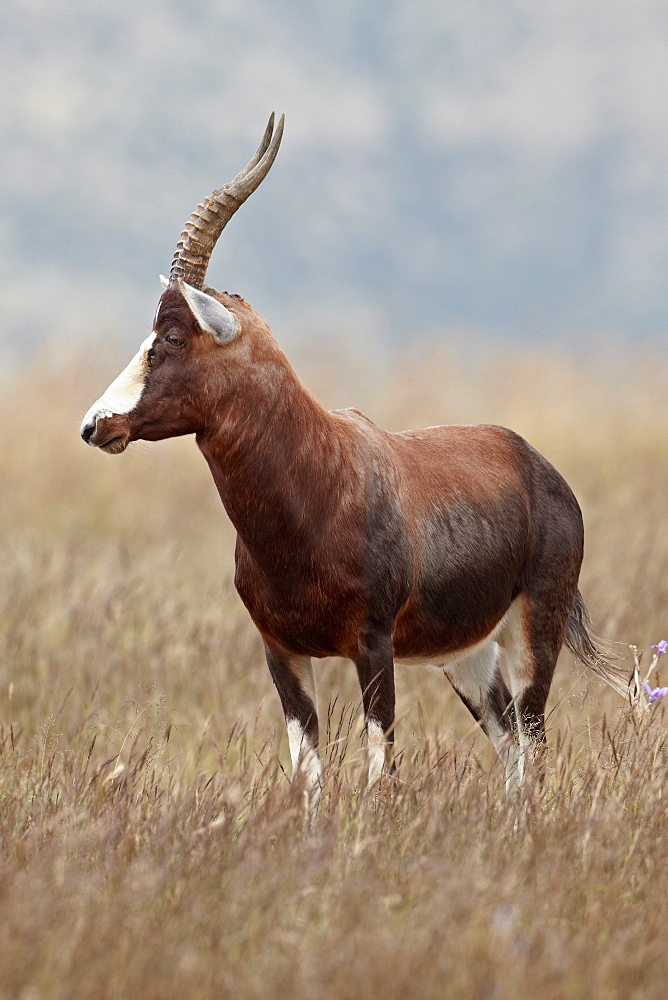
[81,114,627,807]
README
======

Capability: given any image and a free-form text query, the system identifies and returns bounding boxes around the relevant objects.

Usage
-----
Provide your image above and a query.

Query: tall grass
[0,340,666,999]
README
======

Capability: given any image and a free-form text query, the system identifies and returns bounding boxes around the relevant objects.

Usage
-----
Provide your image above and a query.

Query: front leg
[264,645,323,811]
[355,632,396,788]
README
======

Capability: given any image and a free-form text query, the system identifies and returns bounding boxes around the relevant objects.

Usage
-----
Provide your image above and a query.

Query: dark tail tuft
[565,591,631,697]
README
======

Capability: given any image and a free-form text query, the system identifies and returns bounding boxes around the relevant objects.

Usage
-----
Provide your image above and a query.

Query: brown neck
[196,344,351,569]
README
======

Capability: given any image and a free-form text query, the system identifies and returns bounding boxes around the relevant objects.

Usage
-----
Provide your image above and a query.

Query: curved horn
[170,113,285,289]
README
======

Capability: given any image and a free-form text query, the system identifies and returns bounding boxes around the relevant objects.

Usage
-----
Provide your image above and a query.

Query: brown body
[202,318,582,671]
[81,116,623,805]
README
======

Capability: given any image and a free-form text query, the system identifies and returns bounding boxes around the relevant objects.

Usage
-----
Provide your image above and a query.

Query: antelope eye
[165,334,185,347]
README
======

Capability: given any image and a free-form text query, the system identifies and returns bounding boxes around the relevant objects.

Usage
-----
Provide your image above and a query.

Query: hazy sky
[3,0,668,360]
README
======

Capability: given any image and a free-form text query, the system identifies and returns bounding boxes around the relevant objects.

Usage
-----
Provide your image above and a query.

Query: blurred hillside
[3,0,668,362]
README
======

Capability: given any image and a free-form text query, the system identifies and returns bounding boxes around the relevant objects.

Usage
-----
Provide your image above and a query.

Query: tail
[565,591,631,698]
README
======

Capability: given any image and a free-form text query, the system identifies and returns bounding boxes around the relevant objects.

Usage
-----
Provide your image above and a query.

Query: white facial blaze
[80,333,155,435]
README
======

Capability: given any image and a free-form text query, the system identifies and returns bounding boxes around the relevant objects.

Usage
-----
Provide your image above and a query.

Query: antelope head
[80,114,284,454]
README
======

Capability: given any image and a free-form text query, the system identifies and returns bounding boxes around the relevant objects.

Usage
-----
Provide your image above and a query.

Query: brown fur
[84,286,593,786]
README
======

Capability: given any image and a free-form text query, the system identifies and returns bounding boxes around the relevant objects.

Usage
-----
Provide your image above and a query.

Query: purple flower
[641,681,668,703]
[651,640,668,656]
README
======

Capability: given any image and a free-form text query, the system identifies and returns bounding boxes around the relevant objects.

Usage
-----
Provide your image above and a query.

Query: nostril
[81,420,96,444]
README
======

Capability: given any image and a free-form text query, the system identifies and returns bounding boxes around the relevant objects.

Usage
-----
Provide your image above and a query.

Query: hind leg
[445,640,518,788]
[497,592,573,786]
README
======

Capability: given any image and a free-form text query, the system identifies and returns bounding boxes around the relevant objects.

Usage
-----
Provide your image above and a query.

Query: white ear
[159,274,169,289]
[177,279,241,344]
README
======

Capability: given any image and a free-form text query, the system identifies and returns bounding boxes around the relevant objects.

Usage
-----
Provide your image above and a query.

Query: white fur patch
[286,720,322,782]
[80,333,155,436]
[444,639,499,702]
[496,595,533,787]
[286,718,323,812]
[367,719,388,787]
[445,640,522,787]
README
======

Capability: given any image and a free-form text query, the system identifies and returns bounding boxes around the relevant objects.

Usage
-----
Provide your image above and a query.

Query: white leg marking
[497,596,535,788]
[367,719,388,788]
[499,732,525,792]
[286,718,323,810]
[445,639,522,790]
[80,333,155,434]
[285,656,322,812]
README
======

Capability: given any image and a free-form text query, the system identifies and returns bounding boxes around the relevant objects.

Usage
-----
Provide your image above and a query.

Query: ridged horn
[169,113,285,289]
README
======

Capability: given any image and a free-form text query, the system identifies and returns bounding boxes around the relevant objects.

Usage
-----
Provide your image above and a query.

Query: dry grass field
[1,337,667,999]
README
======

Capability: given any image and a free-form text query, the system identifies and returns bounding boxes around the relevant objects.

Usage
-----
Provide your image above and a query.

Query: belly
[393,609,509,666]
[391,577,515,662]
